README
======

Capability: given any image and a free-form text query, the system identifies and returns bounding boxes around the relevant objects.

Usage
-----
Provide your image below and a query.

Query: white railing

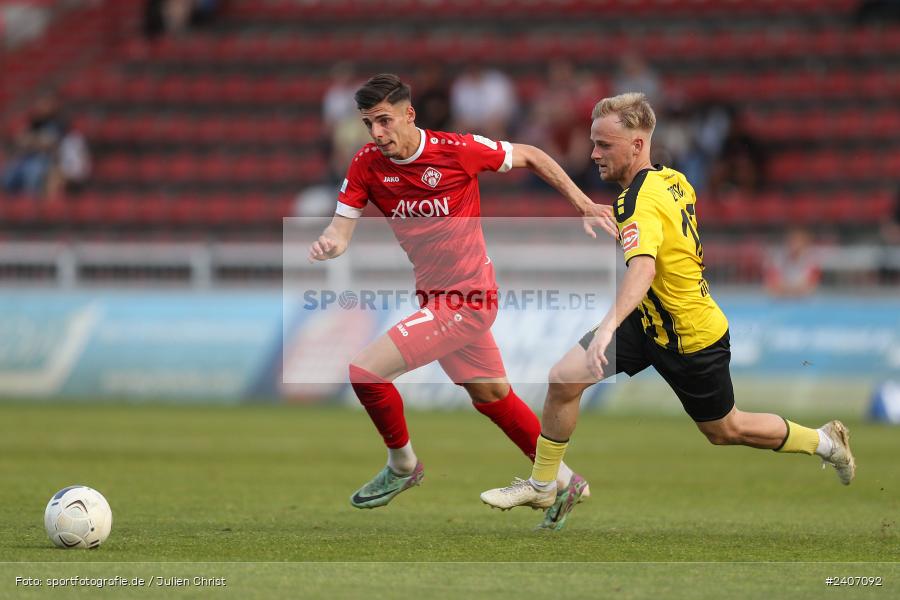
[0,241,898,289]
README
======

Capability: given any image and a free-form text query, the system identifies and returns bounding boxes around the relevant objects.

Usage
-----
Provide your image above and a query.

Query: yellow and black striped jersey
[614,165,728,354]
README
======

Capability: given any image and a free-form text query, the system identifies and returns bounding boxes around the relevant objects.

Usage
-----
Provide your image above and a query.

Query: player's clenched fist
[308,235,345,262]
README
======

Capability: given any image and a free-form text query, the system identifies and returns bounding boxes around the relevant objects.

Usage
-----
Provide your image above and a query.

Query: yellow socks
[531,434,569,484]
[774,419,819,454]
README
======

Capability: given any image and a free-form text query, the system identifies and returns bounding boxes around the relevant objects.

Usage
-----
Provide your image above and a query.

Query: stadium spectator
[450,65,518,140]
[520,61,595,189]
[659,101,736,194]
[323,63,360,130]
[413,64,452,132]
[707,111,767,199]
[877,186,900,285]
[50,127,91,198]
[765,228,821,298]
[2,92,89,199]
[293,184,336,218]
[322,63,368,183]
[191,0,220,27]
[856,0,900,23]
[612,52,664,107]
[651,97,693,170]
[143,0,219,39]
[0,0,51,49]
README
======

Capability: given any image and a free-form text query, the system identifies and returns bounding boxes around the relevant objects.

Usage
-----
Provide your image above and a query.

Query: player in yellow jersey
[481,93,856,529]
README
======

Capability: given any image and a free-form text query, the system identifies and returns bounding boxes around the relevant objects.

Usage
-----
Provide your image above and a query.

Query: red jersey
[336,128,513,295]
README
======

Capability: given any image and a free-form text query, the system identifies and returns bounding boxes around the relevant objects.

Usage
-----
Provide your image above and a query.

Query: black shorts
[579,310,734,422]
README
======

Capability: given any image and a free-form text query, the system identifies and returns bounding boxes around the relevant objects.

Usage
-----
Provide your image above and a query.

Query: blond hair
[591,92,656,135]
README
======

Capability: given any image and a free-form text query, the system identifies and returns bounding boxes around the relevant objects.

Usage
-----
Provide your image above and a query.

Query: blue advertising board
[0,291,896,404]
[0,292,282,401]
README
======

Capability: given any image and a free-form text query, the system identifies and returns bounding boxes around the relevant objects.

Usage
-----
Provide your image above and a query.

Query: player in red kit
[308,74,616,529]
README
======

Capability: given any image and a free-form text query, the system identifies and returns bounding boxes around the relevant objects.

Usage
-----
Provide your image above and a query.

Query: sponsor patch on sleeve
[621,222,640,252]
[339,178,348,194]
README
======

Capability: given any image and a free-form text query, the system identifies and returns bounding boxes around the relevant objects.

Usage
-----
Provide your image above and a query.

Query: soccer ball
[44,486,112,549]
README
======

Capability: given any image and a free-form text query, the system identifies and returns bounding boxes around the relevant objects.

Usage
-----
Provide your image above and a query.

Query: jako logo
[391,196,450,219]
[383,176,400,183]
[421,167,442,188]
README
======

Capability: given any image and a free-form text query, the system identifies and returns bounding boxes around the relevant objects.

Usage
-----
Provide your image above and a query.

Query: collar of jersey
[389,128,426,165]
[626,163,664,188]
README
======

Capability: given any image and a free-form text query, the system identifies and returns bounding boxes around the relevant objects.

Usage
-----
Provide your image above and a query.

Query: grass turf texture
[1,404,897,599]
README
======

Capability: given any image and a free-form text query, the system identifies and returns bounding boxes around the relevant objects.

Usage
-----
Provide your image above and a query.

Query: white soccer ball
[44,486,112,549]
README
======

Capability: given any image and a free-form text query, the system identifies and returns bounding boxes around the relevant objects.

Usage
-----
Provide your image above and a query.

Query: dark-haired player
[308,74,617,529]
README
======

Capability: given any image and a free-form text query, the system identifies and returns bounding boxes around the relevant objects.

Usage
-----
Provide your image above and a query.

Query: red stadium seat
[134,197,170,225]
[785,195,820,225]
[71,196,106,224]
[822,196,857,222]
[6,0,895,236]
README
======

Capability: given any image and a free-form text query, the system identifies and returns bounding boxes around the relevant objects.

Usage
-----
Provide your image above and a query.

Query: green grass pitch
[0,403,897,599]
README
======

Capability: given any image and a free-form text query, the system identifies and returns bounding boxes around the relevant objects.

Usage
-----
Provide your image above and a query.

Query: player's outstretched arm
[308,215,357,263]
[585,255,656,378]
[510,143,617,238]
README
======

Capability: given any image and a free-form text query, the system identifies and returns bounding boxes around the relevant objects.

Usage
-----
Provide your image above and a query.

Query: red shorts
[387,295,507,383]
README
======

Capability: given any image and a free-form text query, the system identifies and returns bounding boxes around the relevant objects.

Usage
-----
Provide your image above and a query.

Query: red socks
[350,366,538,461]
[472,387,540,461]
[349,364,409,449]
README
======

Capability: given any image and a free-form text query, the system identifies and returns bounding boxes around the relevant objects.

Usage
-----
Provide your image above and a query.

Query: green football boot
[536,473,590,531]
[350,462,425,509]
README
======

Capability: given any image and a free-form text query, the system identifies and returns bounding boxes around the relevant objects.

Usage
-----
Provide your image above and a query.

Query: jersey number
[403,308,434,328]
[680,204,703,258]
